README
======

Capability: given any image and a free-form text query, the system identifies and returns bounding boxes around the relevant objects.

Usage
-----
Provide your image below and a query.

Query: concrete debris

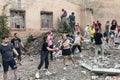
[0,32,120,80]
[91,76,99,80]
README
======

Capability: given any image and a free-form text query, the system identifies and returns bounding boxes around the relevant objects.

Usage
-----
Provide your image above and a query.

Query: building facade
[0,0,120,40]
[0,0,82,39]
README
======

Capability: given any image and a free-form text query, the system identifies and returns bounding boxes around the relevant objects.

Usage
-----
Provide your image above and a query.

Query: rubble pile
[25,33,47,55]
[79,50,120,74]
[0,49,120,80]
[25,31,61,55]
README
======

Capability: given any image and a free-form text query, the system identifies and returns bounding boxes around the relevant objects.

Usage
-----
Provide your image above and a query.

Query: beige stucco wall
[84,0,120,31]
[1,0,120,38]
[0,0,81,39]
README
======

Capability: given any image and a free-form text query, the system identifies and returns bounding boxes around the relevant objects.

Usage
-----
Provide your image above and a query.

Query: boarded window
[10,10,25,30]
[41,11,53,28]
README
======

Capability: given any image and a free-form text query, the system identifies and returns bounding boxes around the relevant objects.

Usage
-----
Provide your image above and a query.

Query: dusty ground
[0,49,120,80]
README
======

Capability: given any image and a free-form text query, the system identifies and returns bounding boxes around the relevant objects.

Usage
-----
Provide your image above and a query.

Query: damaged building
[0,0,120,40]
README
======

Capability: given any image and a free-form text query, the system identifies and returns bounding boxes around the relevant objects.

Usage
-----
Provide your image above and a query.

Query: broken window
[41,11,53,28]
[10,9,25,29]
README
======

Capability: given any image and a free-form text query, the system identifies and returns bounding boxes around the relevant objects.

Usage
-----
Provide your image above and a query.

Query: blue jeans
[95,45,104,57]
[38,51,49,70]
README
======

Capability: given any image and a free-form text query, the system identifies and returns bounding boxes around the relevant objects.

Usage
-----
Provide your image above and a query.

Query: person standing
[93,21,98,30]
[117,26,120,37]
[47,31,54,61]
[60,33,77,70]
[97,20,102,31]
[88,26,95,43]
[35,36,57,78]
[104,21,110,43]
[94,28,104,59]
[105,21,110,33]
[11,33,24,65]
[72,32,85,57]
[109,20,117,47]
[69,12,76,33]
[74,23,81,37]
[110,19,117,33]
[0,36,20,80]
[84,25,90,38]
[61,9,67,20]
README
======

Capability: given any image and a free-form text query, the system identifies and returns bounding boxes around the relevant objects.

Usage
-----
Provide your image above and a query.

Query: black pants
[72,45,81,53]
[14,48,21,61]
[49,45,53,61]
[38,51,49,69]
[70,21,75,33]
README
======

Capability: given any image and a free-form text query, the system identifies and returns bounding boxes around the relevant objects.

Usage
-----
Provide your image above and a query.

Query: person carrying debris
[0,36,20,80]
[11,33,24,65]
[94,28,104,59]
[72,32,85,57]
[35,36,58,78]
[60,33,77,70]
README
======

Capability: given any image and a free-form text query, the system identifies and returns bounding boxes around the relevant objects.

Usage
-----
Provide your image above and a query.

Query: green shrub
[0,4,10,41]
[27,35,34,43]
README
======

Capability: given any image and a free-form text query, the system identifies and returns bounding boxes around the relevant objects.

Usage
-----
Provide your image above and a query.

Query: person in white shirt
[84,25,89,38]
[72,32,85,56]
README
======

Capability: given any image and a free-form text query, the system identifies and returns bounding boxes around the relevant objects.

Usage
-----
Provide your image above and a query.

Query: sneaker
[63,67,66,70]
[43,68,47,71]
[74,64,78,68]
[80,53,83,58]
[35,72,40,79]
[45,71,52,75]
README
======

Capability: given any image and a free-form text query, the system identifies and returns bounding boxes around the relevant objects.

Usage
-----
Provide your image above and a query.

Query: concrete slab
[81,63,120,74]
[92,68,120,74]
[81,63,92,70]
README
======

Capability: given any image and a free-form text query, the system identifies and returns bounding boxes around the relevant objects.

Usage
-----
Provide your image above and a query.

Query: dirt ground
[0,49,120,80]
